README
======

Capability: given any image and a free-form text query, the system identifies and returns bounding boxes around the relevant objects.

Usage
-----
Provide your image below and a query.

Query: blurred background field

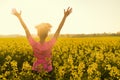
[0,36,120,80]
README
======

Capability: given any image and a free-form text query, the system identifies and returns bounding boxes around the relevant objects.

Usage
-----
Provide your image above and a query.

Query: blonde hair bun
[35,23,52,32]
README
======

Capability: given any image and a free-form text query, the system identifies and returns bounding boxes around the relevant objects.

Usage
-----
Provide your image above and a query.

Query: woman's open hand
[64,7,72,17]
[12,8,21,17]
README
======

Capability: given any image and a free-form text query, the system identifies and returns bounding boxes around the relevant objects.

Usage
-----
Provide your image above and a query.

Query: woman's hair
[35,23,52,38]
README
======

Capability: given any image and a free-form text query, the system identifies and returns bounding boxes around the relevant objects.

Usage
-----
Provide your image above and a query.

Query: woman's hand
[12,8,21,17]
[64,7,72,17]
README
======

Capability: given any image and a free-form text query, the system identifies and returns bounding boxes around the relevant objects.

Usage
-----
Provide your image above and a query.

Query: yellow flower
[58,66,66,77]
[68,55,73,65]
[87,68,93,75]
[4,71,10,77]
[95,52,104,61]
[22,61,32,71]
[10,60,17,67]
[93,77,101,80]
[109,66,120,77]
[91,63,98,70]
[87,63,98,75]
[78,61,85,77]
[105,64,111,70]
[5,55,12,61]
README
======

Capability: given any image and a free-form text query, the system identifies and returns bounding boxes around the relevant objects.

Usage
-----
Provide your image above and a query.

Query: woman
[12,7,72,73]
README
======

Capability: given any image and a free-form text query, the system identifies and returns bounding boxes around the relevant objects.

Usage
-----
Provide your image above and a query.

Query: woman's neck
[40,38,45,44]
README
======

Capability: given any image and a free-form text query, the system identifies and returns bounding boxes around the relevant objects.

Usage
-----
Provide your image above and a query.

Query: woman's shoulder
[27,36,38,46]
[46,37,56,46]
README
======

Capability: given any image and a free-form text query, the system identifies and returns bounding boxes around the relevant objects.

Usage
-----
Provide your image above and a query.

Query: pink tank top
[28,36,56,72]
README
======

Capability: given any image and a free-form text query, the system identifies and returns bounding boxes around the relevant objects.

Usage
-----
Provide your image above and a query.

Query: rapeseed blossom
[0,37,120,79]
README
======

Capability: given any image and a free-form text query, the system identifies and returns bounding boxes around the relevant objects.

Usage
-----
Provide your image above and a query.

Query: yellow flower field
[0,37,120,80]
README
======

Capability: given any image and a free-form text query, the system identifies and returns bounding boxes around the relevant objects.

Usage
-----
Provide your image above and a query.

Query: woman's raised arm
[53,7,72,39]
[12,8,31,38]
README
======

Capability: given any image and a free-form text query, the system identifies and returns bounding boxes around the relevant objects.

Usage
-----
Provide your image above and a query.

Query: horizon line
[0,32,120,36]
